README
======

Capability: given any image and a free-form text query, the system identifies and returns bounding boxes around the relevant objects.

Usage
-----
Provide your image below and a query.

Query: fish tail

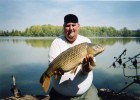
[40,73,51,92]
[42,76,51,92]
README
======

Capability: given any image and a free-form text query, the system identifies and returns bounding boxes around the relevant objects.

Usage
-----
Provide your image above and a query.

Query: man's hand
[81,56,95,74]
[53,68,64,79]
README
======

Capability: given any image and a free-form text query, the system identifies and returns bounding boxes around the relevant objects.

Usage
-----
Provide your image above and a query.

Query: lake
[0,37,140,98]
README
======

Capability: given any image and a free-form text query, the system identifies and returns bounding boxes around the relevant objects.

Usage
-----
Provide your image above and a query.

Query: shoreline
[2,89,140,100]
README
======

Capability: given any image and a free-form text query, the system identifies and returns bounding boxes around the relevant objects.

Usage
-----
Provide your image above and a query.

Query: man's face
[63,22,80,43]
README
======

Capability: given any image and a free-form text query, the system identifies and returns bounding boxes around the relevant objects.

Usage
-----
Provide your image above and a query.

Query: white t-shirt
[48,34,93,96]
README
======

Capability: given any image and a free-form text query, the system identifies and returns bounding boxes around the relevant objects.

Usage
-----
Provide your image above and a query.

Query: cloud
[0,1,140,31]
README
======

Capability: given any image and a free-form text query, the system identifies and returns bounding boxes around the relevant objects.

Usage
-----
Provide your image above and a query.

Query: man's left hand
[81,56,95,74]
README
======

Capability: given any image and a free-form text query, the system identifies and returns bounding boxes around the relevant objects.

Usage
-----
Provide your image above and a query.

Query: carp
[40,42,104,92]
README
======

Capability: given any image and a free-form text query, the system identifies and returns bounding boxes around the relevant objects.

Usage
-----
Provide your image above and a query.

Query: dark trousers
[49,84,100,100]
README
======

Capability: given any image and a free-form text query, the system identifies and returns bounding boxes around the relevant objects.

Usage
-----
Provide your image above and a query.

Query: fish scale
[40,42,104,92]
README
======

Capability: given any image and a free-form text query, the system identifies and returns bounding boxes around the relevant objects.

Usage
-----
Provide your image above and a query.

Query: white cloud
[0,1,140,31]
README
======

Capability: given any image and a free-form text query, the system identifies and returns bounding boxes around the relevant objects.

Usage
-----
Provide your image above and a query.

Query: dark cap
[64,14,78,23]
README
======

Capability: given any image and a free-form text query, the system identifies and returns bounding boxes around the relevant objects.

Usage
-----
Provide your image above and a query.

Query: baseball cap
[64,14,78,23]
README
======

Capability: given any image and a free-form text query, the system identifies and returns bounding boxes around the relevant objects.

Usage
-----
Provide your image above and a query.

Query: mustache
[67,31,74,35]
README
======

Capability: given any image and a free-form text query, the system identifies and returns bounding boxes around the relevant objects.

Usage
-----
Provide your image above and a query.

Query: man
[48,14,100,100]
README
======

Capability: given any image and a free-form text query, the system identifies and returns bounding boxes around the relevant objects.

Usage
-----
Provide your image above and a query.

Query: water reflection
[0,37,54,48]
[25,39,53,48]
[0,63,46,98]
[0,37,140,98]
[90,37,133,46]
[1,37,140,48]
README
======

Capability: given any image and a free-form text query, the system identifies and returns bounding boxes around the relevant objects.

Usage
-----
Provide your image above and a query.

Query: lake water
[0,37,140,98]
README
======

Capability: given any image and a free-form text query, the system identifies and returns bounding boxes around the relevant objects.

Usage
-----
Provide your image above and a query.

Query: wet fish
[40,42,105,92]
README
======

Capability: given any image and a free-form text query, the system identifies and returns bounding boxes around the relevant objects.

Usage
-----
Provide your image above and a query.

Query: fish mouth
[94,47,105,57]
[99,47,105,53]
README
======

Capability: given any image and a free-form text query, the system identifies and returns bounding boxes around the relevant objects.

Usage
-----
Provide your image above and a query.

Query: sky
[0,0,140,31]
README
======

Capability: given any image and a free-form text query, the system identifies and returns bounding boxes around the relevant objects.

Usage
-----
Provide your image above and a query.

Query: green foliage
[0,25,140,37]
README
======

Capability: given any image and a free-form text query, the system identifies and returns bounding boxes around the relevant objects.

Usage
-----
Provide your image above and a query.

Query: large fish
[40,42,104,92]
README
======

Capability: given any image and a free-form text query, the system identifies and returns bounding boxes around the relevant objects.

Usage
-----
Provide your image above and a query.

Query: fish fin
[70,67,78,74]
[89,57,96,66]
[42,76,51,92]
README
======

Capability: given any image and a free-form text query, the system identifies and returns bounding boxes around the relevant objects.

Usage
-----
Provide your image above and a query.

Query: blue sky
[0,0,140,31]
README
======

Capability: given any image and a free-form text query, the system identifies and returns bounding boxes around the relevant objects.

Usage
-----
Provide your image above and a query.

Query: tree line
[0,24,140,37]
